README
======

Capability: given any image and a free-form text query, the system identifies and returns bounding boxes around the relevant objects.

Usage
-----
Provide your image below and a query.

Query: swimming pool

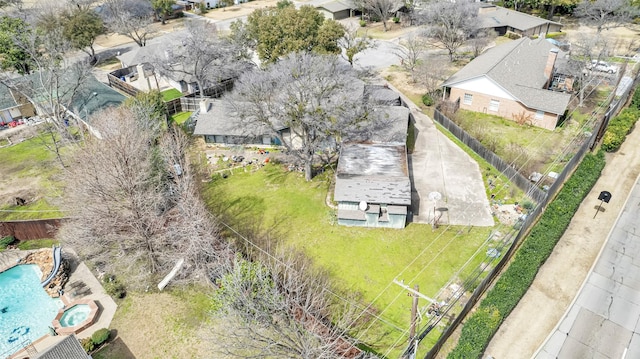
[0,265,62,356]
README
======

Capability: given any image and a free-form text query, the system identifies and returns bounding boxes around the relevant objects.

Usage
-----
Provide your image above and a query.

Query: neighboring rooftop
[32,335,89,359]
[442,37,571,114]
[334,142,411,206]
[478,5,562,32]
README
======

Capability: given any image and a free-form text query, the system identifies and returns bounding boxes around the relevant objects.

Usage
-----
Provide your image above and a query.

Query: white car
[588,60,618,74]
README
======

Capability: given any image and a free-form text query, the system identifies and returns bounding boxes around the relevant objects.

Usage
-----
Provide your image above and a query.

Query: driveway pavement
[535,175,640,358]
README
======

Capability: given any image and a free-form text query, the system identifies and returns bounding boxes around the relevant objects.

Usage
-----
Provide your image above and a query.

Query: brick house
[441,37,571,130]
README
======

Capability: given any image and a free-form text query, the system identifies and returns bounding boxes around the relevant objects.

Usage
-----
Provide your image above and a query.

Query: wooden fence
[0,218,65,240]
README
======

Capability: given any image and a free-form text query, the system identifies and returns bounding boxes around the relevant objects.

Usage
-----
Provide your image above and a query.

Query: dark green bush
[103,275,127,299]
[392,16,400,23]
[0,236,15,249]
[449,151,605,359]
[631,87,640,110]
[91,328,111,346]
[422,94,434,106]
[359,19,366,27]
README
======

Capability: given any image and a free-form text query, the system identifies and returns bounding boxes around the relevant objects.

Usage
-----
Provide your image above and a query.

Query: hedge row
[602,108,640,152]
[603,86,640,152]
[448,150,606,359]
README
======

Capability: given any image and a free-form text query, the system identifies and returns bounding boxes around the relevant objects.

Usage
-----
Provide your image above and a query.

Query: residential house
[441,37,572,130]
[0,83,36,124]
[193,99,286,145]
[334,142,411,229]
[32,334,91,359]
[315,0,356,20]
[478,4,563,37]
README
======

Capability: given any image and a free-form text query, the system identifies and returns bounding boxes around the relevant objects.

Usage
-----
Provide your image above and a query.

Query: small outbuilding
[315,0,356,20]
[334,142,411,229]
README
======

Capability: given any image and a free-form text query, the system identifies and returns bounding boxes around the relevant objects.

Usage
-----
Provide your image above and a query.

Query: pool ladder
[1,339,37,359]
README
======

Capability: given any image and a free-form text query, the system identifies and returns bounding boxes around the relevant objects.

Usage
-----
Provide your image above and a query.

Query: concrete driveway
[386,87,493,227]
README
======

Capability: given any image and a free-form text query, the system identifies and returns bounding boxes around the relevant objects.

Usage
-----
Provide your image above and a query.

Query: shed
[335,142,411,228]
[315,0,355,20]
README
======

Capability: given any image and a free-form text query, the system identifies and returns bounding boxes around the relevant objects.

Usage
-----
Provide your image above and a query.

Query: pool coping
[52,299,100,336]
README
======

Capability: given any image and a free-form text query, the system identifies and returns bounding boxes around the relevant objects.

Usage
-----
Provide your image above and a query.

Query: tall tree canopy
[61,7,105,64]
[0,16,34,74]
[225,53,373,181]
[241,4,344,63]
[355,0,403,32]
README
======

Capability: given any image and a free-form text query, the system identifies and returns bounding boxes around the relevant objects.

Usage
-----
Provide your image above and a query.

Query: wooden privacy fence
[0,218,65,240]
[433,109,547,203]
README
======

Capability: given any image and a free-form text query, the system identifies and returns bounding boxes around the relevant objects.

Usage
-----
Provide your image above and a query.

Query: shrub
[103,275,127,299]
[359,19,366,27]
[421,93,434,106]
[81,337,95,352]
[545,32,563,39]
[91,328,111,346]
[448,151,606,359]
[0,236,15,250]
[602,108,640,152]
[392,16,400,23]
[631,87,640,110]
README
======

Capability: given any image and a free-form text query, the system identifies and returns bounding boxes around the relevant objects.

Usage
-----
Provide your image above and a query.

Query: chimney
[543,48,559,88]
[200,99,209,114]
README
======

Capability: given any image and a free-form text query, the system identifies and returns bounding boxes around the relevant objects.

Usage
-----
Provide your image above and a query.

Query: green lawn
[170,111,192,125]
[203,164,493,356]
[161,88,183,101]
[0,134,65,220]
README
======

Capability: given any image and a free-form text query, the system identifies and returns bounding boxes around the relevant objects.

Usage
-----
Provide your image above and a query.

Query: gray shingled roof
[442,37,571,115]
[479,6,562,32]
[316,0,354,13]
[334,143,411,206]
[193,100,280,137]
[33,335,89,359]
[0,83,18,110]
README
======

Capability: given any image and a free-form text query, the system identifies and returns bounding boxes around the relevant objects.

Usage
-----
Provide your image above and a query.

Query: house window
[463,93,473,105]
[489,99,500,112]
[535,110,544,120]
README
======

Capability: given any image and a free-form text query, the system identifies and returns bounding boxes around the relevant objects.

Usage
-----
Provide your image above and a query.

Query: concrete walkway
[535,175,640,358]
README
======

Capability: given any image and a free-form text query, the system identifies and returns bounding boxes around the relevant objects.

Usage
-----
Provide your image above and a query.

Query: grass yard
[0,133,65,220]
[161,88,183,101]
[170,111,192,125]
[203,164,493,357]
[92,287,219,359]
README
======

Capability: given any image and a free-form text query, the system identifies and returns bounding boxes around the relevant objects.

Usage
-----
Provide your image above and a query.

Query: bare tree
[210,250,370,358]
[59,107,231,289]
[469,29,497,58]
[338,23,373,66]
[356,0,403,32]
[417,0,480,61]
[574,0,636,33]
[99,0,155,47]
[395,34,426,82]
[225,52,370,181]
[567,33,610,106]
[415,54,450,97]
[154,20,247,98]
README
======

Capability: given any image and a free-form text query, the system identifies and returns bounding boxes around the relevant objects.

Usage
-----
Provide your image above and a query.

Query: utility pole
[402,284,419,359]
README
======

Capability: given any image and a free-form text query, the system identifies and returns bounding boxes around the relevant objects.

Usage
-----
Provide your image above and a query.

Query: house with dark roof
[334,142,411,228]
[32,335,90,359]
[478,4,563,37]
[441,37,571,130]
[315,0,356,20]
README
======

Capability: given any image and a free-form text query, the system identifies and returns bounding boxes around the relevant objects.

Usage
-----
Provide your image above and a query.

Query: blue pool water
[0,265,61,356]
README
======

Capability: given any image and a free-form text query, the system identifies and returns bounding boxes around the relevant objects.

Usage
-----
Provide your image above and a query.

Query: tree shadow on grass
[92,334,135,359]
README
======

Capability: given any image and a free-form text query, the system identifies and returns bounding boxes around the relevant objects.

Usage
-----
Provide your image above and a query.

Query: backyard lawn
[203,163,494,356]
[161,88,183,101]
[170,111,192,125]
[0,133,65,220]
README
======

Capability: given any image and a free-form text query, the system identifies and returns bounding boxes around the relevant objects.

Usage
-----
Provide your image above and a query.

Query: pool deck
[3,250,117,358]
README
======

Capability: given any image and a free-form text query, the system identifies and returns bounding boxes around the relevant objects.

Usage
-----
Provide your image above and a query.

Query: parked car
[588,60,618,74]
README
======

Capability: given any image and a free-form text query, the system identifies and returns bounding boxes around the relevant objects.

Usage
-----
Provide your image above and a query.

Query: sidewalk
[484,123,640,358]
